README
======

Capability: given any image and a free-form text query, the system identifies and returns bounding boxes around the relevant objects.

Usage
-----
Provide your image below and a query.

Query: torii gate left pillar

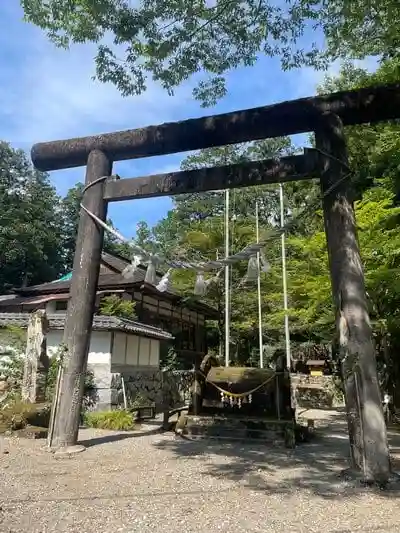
[51,150,111,451]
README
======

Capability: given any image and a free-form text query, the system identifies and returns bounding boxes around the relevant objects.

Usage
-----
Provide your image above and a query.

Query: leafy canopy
[98,294,137,319]
[0,142,64,292]
[0,143,131,292]
[21,0,400,106]
[131,56,400,368]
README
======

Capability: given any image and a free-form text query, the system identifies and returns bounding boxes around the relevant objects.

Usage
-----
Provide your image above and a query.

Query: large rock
[0,401,51,434]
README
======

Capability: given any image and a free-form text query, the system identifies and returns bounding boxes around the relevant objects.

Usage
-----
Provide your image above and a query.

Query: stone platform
[179,414,296,447]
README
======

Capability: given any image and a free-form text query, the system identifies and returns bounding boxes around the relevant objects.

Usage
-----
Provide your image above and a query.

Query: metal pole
[256,202,263,368]
[121,376,128,409]
[280,183,291,370]
[224,189,230,367]
[275,375,281,420]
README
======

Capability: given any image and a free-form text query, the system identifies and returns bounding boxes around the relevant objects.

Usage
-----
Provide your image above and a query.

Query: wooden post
[315,113,390,483]
[21,310,49,403]
[192,363,202,416]
[275,353,286,420]
[51,150,112,451]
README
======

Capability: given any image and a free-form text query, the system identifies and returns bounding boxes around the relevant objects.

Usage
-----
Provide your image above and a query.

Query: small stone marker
[21,310,49,403]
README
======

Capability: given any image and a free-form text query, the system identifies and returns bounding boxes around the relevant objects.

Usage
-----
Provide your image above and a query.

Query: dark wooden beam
[104,151,319,202]
[31,83,400,171]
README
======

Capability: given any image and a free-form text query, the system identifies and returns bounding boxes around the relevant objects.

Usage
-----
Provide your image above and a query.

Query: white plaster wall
[46,330,113,410]
[46,330,63,358]
[46,330,112,364]
[111,332,160,369]
[126,335,139,365]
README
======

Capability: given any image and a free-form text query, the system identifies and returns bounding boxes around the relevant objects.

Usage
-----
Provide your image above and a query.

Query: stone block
[88,363,112,389]
[95,388,112,411]
[110,388,120,406]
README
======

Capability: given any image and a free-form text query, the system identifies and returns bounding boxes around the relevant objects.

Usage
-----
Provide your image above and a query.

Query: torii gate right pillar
[316,112,390,483]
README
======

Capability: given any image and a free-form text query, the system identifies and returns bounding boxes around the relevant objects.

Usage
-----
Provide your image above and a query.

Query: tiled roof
[0,295,18,302]
[9,252,218,318]
[18,252,168,294]
[0,313,173,341]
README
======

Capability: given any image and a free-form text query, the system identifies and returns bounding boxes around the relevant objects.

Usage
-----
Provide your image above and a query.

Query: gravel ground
[1,410,399,533]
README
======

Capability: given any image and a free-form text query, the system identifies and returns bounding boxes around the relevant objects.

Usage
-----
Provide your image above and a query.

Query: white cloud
[0,3,382,237]
[0,4,195,146]
[291,56,380,99]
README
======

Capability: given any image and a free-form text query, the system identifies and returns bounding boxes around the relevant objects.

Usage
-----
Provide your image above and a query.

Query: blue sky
[0,3,378,238]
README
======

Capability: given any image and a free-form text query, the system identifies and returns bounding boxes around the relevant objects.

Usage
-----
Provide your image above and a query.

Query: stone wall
[290,373,345,410]
[162,370,194,409]
[103,370,346,413]
[109,368,194,412]
[87,362,112,411]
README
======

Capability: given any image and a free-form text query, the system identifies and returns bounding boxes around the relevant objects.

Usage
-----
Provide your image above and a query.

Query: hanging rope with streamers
[79,147,352,294]
[80,202,275,294]
[198,370,281,398]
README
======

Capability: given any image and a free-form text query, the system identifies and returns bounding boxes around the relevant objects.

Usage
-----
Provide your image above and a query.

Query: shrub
[0,325,26,396]
[160,346,180,371]
[129,392,153,409]
[83,409,135,431]
[99,295,136,319]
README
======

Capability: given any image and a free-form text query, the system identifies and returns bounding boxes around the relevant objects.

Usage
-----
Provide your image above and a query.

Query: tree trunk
[315,112,390,483]
[51,150,112,449]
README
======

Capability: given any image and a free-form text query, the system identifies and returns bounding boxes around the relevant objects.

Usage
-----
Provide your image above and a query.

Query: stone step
[181,415,295,447]
[185,415,291,428]
[185,433,287,446]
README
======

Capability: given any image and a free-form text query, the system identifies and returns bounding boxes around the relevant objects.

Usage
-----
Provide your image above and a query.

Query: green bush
[0,325,26,396]
[129,392,153,409]
[160,346,180,371]
[83,409,135,431]
[99,295,136,319]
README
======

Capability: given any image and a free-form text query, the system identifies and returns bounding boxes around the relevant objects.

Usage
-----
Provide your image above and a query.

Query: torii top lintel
[31,83,400,172]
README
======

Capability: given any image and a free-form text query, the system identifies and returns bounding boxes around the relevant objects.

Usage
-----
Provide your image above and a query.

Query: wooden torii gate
[32,84,400,483]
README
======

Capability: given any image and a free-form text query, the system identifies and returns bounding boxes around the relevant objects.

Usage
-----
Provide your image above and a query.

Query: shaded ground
[0,409,399,533]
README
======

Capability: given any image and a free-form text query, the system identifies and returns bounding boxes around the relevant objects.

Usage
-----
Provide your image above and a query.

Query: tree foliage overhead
[315,57,400,200]
[0,142,63,292]
[20,0,400,106]
[129,57,400,381]
[0,144,130,293]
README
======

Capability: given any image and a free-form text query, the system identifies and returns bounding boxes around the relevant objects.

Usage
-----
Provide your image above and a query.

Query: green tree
[98,294,137,319]
[0,142,64,292]
[178,138,295,224]
[59,183,85,271]
[301,57,400,403]
[21,0,400,106]
[144,138,296,362]
[0,326,26,400]
[284,178,400,387]
[137,56,400,374]
[316,57,400,200]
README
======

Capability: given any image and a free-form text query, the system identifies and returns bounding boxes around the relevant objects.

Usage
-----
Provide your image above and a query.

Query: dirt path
[0,411,399,533]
